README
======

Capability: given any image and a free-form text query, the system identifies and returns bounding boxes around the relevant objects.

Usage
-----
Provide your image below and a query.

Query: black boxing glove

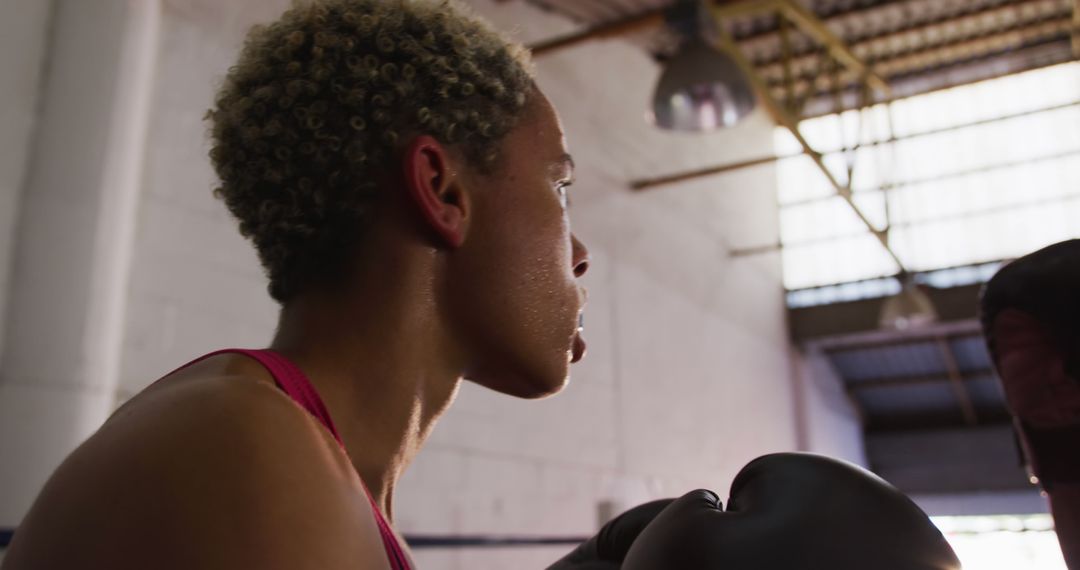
[623,453,961,570]
[980,239,1080,569]
[547,499,674,570]
[979,239,1080,489]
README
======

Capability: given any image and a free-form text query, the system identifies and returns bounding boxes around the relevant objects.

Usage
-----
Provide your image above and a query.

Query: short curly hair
[207,0,536,303]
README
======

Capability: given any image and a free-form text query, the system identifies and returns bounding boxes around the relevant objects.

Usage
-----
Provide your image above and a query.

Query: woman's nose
[571,233,590,278]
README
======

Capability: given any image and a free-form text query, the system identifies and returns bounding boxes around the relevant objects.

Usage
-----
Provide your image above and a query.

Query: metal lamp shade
[879,282,938,330]
[650,38,756,131]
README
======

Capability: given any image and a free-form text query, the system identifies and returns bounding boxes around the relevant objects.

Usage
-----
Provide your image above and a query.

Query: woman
[2,1,588,568]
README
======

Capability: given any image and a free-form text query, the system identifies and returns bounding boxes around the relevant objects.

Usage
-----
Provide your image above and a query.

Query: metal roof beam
[710,5,904,272]
[1073,0,1080,56]
[844,369,995,390]
[762,16,1073,98]
[526,0,944,57]
[798,38,1073,117]
[631,97,1080,191]
[527,0,767,56]
[785,145,1080,209]
[937,337,980,425]
[805,319,984,351]
[750,0,1062,69]
[776,0,891,94]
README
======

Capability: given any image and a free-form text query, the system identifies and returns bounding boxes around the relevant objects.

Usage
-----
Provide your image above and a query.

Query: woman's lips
[571,312,587,363]
[571,330,587,363]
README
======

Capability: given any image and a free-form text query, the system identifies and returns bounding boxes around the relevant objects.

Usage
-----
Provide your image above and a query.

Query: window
[933,514,1066,570]
[776,62,1080,291]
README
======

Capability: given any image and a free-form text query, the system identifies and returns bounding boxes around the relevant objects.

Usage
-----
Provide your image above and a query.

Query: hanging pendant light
[879,275,938,330]
[649,0,756,132]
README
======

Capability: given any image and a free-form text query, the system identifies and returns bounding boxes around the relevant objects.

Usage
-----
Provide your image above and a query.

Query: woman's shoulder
[91,354,331,472]
[5,354,391,570]
[102,352,345,464]
[82,353,359,510]
[109,352,307,438]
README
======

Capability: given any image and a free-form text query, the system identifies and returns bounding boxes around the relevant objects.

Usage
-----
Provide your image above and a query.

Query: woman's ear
[401,135,469,248]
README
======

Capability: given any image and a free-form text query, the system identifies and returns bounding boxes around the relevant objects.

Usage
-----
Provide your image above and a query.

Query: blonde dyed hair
[207,0,535,302]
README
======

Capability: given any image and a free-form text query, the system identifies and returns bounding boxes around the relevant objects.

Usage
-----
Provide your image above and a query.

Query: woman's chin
[466,364,569,399]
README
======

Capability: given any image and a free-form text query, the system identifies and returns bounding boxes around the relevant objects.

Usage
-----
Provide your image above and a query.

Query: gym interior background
[0,0,1076,567]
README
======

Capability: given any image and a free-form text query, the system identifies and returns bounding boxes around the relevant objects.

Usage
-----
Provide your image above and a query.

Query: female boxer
[2,1,588,568]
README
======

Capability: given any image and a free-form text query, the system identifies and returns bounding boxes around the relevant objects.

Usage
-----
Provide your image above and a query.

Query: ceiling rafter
[843,368,996,390]
[745,0,1062,67]
[525,0,1075,116]
[765,15,1073,98]
[937,336,980,426]
[631,97,1080,191]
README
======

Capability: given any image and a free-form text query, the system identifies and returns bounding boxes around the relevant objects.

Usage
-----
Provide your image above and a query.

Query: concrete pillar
[0,0,160,527]
[0,0,54,379]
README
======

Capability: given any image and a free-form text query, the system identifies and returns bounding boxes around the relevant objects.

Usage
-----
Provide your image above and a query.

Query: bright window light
[776,62,1080,290]
[932,515,1067,570]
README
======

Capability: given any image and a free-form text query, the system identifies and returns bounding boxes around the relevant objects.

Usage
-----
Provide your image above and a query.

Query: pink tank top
[173,348,412,570]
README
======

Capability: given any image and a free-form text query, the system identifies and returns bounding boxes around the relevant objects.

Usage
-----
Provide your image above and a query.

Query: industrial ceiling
[525,0,1077,117]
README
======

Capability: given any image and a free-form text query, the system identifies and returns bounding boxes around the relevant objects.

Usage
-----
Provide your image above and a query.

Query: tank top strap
[163,348,344,445]
[165,348,412,570]
[225,348,346,446]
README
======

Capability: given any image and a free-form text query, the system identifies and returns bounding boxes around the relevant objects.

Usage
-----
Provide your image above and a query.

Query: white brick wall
[118,0,286,393]
[1,0,158,528]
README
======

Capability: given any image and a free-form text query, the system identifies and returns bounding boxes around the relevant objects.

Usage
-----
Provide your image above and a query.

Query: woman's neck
[269,258,465,519]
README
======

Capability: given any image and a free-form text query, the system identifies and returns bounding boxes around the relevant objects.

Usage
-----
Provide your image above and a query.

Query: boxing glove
[622,453,961,570]
[980,239,1080,569]
[547,499,674,570]
[980,239,1080,488]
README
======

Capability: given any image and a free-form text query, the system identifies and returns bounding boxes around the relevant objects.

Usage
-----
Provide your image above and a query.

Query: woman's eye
[556,182,571,208]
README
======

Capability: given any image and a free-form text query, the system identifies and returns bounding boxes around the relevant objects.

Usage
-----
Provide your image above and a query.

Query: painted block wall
[116,0,289,399]
[1,0,156,530]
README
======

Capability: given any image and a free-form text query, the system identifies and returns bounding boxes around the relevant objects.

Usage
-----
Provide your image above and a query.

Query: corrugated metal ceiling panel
[855,381,959,416]
[523,0,1075,115]
[828,340,945,381]
[966,375,1007,408]
[949,335,995,373]
[822,330,1008,430]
